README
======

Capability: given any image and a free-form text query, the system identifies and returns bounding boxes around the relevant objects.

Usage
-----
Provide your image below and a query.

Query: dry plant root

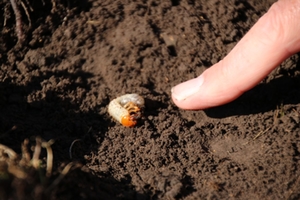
[0,137,77,197]
[108,94,145,127]
[9,0,25,43]
[0,143,27,179]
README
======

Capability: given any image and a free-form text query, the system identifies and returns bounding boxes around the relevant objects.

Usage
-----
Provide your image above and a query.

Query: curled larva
[108,94,144,127]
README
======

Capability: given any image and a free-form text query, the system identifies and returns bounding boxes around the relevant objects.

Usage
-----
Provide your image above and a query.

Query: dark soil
[1,0,300,199]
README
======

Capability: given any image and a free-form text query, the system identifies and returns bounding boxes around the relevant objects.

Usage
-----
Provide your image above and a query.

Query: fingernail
[171,75,204,101]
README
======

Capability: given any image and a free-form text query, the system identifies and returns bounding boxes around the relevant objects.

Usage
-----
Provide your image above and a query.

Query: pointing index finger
[172,0,300,110]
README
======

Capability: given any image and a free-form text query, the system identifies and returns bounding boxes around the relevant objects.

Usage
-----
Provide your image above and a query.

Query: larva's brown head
[121,115,137,127]
[121,102,142,127]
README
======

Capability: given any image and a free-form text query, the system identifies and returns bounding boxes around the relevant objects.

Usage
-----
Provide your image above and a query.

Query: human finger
[171,0,300,110]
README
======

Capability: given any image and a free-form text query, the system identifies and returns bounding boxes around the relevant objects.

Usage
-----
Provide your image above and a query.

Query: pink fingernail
[171,75,204,101]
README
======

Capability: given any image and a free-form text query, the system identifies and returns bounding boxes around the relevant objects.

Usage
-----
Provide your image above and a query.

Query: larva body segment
[108,99,130,125]
[108,94,144,127]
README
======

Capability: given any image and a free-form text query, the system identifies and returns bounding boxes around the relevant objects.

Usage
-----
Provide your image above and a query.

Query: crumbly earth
[1,0,300,199]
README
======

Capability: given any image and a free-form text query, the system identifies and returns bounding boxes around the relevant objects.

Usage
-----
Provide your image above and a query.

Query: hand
[171,0,300,110]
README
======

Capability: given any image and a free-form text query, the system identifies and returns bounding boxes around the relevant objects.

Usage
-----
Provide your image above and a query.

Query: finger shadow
[205,57,300,118]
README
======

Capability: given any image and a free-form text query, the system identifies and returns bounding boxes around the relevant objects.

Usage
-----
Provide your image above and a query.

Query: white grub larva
[108,94,144,127]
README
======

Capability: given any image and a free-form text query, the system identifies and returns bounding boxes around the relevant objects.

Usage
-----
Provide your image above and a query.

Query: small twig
[9,0,25,43]
[253,127,271,140]
[87,20,102,25]
[24,0,34,11]
[20,1,32,27]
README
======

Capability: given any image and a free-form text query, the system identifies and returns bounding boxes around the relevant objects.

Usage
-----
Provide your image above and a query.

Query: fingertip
[171,75,208,110]
[171,76,204,101]
[171,63,246,110]
[171,93,199,110]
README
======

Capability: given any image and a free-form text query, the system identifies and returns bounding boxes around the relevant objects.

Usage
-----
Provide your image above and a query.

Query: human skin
[171,0,300,110]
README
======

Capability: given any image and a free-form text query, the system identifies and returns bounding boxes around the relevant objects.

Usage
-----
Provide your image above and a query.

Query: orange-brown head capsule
[121,115,137,127]
[108,94,144,127]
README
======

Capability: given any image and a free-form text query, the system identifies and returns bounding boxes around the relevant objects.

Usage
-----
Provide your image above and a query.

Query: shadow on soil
[205,55,300,118]
[0,68,148,199]
[0,1,153,198]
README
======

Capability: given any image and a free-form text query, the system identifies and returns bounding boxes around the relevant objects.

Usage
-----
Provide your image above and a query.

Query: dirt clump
[1,0,300,199]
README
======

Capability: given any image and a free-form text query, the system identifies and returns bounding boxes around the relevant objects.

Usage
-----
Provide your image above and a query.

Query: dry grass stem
[32,137,42,169]
[9,0,25,43]
[253,127,271,140]
[42,139,55,177]
[20,1,32,27]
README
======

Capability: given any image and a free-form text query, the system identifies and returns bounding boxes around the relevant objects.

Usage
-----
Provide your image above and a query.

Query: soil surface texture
[1,0,300,199]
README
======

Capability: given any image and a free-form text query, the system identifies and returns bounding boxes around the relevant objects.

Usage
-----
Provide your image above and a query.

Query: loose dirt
[1,0,300,199]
